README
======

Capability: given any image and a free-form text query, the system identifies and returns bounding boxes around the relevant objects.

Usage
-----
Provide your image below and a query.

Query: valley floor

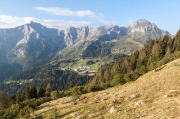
[34,58,180,119]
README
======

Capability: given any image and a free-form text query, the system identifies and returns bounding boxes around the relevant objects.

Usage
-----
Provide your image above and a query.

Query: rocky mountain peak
[28,21,44,28]
[77,26,90,38]
[129,19,155,33]
[63,26,101,46]
[128,19,169,35]
[133,19,152,26]
[16,21,46,35]
[111,25,120,31]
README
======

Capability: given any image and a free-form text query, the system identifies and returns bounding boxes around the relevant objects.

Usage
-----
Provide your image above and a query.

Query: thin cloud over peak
[97,19,116,27]
[0,15,38,28]
[35,7,103,18]
[0,14,92,29]
[0,6,114,29]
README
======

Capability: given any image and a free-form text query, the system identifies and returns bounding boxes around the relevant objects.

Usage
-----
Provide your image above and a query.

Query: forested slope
[0,64,89,95]
[89,31,180,86]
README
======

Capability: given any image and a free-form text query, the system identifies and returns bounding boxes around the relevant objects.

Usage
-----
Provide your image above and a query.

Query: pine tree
[30,84,37,99]
[165,46,172,56]
[38,84,45,98]
[21,92,25,102]
[25,87,30,100]
[46,83,53,97]
[0,90,6,109]
[151,40,162,61]
[129,50,139,70]
[15,92,21,104]
[173,30,180,51]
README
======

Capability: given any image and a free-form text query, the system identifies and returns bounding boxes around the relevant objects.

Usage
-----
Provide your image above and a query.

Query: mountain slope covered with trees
[88,30,180,87]
[0,29,180,119]
[1,30,180,96]
[0,64,89,95]
[0,19,169,81]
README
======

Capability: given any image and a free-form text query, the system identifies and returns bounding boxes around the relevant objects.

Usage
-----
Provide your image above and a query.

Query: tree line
[88,30,180,87]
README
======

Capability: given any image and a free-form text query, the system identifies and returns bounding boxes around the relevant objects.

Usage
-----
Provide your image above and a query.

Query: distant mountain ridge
[0,19,170,80]
[56,19,170,59]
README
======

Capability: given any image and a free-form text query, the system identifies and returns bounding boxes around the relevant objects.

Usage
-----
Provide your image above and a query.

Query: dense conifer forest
[0,64,89,95]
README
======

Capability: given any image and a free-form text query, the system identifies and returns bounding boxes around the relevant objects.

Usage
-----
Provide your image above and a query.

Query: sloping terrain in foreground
[35,58,180,119]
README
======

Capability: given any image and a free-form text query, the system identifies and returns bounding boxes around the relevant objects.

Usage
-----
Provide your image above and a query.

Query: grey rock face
[127,19,169,35]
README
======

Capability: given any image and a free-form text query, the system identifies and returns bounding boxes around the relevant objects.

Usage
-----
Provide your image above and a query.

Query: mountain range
[0,19,170,81]
[1,17,180,119]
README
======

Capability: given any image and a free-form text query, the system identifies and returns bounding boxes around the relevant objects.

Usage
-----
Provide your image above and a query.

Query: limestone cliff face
[63,26,101,46]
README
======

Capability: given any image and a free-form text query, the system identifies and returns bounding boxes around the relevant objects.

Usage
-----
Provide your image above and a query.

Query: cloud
[34,7,115,27]
[0,14,92,29]
[39,20,92,29]
[97,19,116,27]
[35,7,103,18]
[0,15,38,28]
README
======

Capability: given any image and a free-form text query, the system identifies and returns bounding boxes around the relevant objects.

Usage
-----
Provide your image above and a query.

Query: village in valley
[61,65,97,77]
[72,66,97,76]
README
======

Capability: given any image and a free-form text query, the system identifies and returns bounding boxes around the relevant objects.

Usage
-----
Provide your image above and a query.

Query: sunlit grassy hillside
[34,58,180,119]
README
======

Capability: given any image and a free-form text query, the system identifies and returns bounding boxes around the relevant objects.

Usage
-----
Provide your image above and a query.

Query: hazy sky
[0,0,180,34]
